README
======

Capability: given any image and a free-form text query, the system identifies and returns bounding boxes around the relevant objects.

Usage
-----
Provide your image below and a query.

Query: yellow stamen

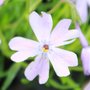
[42,48,48,52]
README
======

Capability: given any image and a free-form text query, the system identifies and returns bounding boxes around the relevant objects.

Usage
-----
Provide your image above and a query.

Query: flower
[0,0,4,6]
[76,23,90,75]
[9,11,79,84]
[83,81,90,90]
[70,0,90,23]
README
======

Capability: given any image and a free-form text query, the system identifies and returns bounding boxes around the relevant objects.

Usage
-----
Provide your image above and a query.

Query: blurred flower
[83,81,90,90]
[70,0,90,23]
[0,39,1,43]
[0,0,4,6]
[9,11,79,84]
[76,23,90,75]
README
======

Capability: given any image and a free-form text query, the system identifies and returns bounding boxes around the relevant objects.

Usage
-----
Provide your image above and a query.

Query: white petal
[81,47,90,75]
[50,29,79,46]
[53,19,71,33]
[84,81,90,90]
[50,19,71,44]
[76,0,88,23]
[9,37,39,51]
[52,48,78,66]
[48,51,70,77]
[0,0,4,6]
[39,57,49,84]
[24,55,49,84]
[11,50,37,62]
[29,11,52,42]
[24,56,41,81]
[62,30,79,41]
[58,39,76,46]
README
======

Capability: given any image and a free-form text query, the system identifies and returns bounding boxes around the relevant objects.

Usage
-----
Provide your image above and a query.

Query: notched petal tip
[48,52,71,77]
[29,11,53,42]
[41,11,51,17]
[62,19,72,24]
[66,29,80,41]
[29,11,37,16]
[41,11,47,15]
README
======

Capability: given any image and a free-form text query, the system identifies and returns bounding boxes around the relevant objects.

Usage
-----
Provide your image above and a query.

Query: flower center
[42,44,49,52]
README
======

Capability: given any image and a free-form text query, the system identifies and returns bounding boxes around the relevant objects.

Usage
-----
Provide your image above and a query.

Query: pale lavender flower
[76,23,90,75]
[70,0,90,23]
[83,81,90,90]
[9,11,79,84]
[0,0,4,6]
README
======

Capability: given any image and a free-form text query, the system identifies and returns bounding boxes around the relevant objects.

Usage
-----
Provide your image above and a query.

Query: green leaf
[60,77,81,90]
[1,63,21,90]
[48,79,73,89]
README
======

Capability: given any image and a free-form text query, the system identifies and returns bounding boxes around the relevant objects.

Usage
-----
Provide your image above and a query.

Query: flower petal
[50,29,79,46]
[24,55,49,84]
[52,48,78,66]
[9,37,39,51]
[11,50,37,62]
[48,51,70,77]
[39,57,49,84]
[81,47,90,75]
[84,81,90,90]
[53,19,71,33]
[76,0,88,23]
[24,56,41,81]
[57,39,76,46]
[50,19,71,44]
[29,11,52,42]
[62,30,79,41]
[0,0,4,6]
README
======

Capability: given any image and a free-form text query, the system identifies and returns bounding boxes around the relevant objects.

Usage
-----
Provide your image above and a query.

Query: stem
[29,0,42,13]
[48,1,62,14]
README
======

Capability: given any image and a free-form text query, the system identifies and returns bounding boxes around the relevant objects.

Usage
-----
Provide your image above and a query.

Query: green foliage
[1,63,21,90]
[0,0,90,90]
